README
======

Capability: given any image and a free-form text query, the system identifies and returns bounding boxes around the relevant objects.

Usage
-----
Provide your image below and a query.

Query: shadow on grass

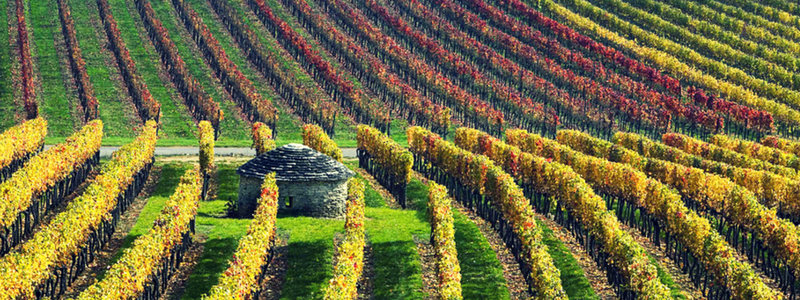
[452,211,511,299]
[280,240,334,299]
[181,237,240,299]
[538,220,599,299]
[371,240,426,300]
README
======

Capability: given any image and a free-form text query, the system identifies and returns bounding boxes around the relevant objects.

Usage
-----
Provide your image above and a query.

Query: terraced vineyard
[6,0,800,298]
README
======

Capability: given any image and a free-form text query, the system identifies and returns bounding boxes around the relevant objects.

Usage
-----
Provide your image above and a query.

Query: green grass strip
[69,0,139,137]
[274,217,343,300]
[28,0,77,136]
[537,220,599,299]
[366,206,429,300]
[106,0,198,140]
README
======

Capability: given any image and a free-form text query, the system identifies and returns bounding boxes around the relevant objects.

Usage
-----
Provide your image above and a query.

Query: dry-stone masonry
[236,143,354,218]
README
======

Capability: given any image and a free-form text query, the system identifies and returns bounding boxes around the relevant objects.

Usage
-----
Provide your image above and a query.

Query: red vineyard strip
[247,0,394,133]
[279,0,451,135]
[488,0,774,135]
[207,0,339,135]
[56,0,99,122]
[133,0,223,136]
[437,0,772,138]
[313,0,508,136]
[96,0,161,123]
[171,0,279,130]
[335,0,624,139]
[381,0,710,139]
[15,0,37,119]
[342,0,571,136]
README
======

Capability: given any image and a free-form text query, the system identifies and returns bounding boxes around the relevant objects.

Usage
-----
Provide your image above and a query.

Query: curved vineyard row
[614,132,800,223]
[96,0,161,123]
[501,128,780,298]
[279,0,451,135]
[315,0,508,136]
[56,0,99,122]
[15,0,38,120]
[171,0,278,131]
[394,0,722,141]
[207,0,339,135]
[454,127,673,298]
[407,126,568,298]
[133,0,223,136]
[642,0,800,58]
[558,130,800,296]
[710,134,800,172]
[247,0,393,134]
[456,0,772,137]
[537,0,800,137]
[346,0,570,137]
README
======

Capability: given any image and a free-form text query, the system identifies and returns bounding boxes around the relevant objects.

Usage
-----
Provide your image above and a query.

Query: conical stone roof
[236,143,354,182]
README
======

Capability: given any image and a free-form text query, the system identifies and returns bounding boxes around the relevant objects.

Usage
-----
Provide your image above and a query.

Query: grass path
[69,0,140,137]
[27,0,77,136]
[106,0,197,140]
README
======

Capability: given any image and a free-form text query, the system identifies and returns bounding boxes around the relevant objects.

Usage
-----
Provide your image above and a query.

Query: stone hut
[236,143,355,218]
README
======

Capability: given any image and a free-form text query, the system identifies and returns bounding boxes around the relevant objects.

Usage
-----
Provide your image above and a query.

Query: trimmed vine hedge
[323,178,366,299]
[202,172,279,300]
[356,124,411,207]
[303,124,342,162]
[252,122,276,156]
[427,182,463,300]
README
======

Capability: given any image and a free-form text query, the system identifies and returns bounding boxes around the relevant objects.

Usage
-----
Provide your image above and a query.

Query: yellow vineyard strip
[0,121,157,299]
